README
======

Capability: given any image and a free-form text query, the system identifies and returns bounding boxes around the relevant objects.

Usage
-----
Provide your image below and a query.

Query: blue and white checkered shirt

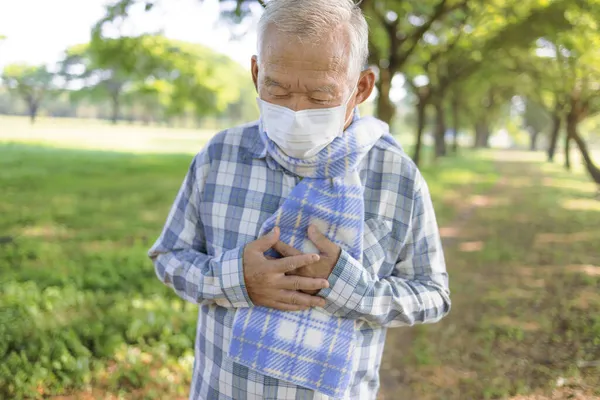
[148,119,451,400]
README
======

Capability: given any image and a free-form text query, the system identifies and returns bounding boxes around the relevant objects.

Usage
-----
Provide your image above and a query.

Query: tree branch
[424,12,469,73]
[397,0,467,66]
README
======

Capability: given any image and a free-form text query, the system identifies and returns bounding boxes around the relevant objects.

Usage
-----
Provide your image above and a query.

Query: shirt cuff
[319,249,366,316]
[219,246,253,308]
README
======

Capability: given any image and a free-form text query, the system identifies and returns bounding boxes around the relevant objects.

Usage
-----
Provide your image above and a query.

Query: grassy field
[379,152,600,400]
[1,117,599,399]
[0,115,216,154]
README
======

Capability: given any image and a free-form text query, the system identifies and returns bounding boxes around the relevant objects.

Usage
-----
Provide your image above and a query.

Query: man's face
[251,24,375,128]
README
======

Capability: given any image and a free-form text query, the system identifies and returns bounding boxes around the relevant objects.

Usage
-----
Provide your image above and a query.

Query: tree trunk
[474,119,490,148]
[547,113,562,162]
[412,100,427,166]
[25,96,40,125]
[483,129,491,148]
[28,103,38,124]
[375,67,395,125]
[568,114,600,185]
[433,98,447,158]
[564,125,571,171]
[529,130,540,151]
[110,95,120,125]
[451,96,460,153]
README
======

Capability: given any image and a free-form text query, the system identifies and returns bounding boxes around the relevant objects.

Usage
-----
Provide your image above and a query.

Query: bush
[0,281,196,399]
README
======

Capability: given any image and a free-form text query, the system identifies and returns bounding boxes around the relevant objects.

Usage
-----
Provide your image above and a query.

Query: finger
[278,276,329,291]
[250,227,280,252]
[264,300,310,312]
[308,225,337,255]
[273,241,302,257]
[277,290,326,308]
[270,253,319,274]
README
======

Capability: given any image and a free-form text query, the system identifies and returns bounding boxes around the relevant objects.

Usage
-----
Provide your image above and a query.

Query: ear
[354,68,376,105]
[251,55,259,92]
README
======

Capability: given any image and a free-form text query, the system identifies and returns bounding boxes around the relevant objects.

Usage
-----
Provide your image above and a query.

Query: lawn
[1,117,599,399]
[0,115,216,155]
[379,151,600,400]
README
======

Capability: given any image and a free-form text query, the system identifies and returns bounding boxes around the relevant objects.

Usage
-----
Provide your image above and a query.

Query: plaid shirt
[148,120,451,400]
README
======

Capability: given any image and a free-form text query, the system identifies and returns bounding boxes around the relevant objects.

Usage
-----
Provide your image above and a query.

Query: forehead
[259,25,351,79]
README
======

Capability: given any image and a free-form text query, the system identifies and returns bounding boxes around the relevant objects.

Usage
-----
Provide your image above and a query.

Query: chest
[199,159,405,277]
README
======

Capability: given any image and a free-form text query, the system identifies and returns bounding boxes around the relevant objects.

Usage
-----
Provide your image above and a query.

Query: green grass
[1,117,599,399]
[0,115,216,155]
[379,150,600,400]
[1,143,198,399]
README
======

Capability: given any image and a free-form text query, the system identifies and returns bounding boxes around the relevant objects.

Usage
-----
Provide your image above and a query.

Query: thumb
[253,227,280,252]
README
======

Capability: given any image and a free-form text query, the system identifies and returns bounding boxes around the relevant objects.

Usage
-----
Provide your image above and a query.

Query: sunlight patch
[140,210,162,222]
[439,226,461,238]
[561,198,600,211]
[513,214,532,223]
[493,316,540,331]
[542,178,597,194]
[571,288,600,310]
[413,365,476,389]
[21,224,70,239]
[534,231,599,245]
[459,241,484,252]
[505,177,534,188]
[566,264,600,277]
[469,195,508,207]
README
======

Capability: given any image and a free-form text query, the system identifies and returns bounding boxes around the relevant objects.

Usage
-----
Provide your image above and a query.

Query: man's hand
[243,227,329,311]
[273,225,342,295]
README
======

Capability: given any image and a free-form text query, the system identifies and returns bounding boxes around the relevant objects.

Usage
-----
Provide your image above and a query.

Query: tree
[93,0,473,125]
[522,99,551,151]
[550,4,600,185]
[61,40,137,124]
[509,42,570,162]
[2,64,55,123]
[399,0,572,163]
[61,35,251,124]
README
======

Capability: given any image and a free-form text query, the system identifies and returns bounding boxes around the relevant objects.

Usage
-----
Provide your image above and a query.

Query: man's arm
[148,151,252,307]
[149,149,329,309]
[319,175,451,327]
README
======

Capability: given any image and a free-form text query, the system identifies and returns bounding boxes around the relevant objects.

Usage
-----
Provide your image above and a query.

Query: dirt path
[378,150,600,399]
[378,152,509,399]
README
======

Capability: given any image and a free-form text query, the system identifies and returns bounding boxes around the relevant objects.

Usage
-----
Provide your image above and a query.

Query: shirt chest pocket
[362,218,394,278]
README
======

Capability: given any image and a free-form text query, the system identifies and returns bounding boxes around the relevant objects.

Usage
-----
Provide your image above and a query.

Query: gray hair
[256,0,369,79]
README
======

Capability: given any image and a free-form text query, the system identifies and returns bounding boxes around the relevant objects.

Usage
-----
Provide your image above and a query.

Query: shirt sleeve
[147,150,252,308]
[319,174,451,327]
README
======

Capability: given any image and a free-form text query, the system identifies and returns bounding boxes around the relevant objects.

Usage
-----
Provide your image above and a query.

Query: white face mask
[257,85,357,159]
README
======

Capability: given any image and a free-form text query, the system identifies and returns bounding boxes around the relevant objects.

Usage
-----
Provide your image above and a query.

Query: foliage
[60,35,254,124]
[523,99,551,134]
[1,64,55,122]
[0,144,200,399]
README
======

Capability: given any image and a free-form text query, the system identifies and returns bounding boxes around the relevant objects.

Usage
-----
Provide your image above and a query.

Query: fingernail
[308,225,316,235]
[271,227,279,236]
[312,254,320,262]
[323,280,329,288]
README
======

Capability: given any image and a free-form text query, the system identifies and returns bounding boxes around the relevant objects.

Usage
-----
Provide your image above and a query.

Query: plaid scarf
[228,115,388,398]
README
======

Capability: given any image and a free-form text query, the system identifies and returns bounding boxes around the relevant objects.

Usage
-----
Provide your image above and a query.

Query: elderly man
[148,0,450,398]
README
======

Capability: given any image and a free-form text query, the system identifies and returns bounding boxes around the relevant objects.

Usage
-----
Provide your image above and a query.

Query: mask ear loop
[343,80,360,128]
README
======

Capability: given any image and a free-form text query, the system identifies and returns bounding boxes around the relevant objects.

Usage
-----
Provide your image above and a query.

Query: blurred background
[0,0,599,399]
